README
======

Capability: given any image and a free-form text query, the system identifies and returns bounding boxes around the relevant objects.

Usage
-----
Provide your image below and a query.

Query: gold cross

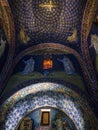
[39,0,57,11]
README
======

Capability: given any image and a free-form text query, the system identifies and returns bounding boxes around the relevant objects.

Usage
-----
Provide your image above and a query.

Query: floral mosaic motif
[3,92,88,130]
[0,82,97,130]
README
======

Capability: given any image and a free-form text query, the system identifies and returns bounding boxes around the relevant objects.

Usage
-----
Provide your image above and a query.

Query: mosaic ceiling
[8,0,87,45]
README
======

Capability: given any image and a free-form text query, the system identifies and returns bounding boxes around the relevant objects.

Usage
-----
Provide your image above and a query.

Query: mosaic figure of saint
[54,114,63,130]
[22,57,35,75]
[58,56,75,75]
[53,114,70,130]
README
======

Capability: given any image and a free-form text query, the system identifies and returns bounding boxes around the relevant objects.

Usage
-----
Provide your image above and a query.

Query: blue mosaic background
[0,1,98,130]
[8,0,87,51]
[2,92,93,130]
[22,108,76,130]
[0,83,97,130]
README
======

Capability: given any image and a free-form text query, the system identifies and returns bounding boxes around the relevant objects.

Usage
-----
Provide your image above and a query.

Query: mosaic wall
[8,0,87,53]
[13,54,78,74]
[80,1,98,99]
[0,83,97,130]
[0,0,15,94]
[18,108,76,130]
[1,78,86,104]
[0,1,98,130]
[0,0,97,99]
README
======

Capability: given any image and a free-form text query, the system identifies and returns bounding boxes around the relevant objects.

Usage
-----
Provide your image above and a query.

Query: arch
[0,41,89,96]
[16,107,77,130]
[0,0,15,93]
[81,0,98,97]
[0,78,86,103]
[1,43,92,98]
[13,43,94,90]
[0,82,97,130]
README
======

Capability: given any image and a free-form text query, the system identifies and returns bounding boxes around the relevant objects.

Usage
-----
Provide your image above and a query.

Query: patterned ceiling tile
[8,0,87,45]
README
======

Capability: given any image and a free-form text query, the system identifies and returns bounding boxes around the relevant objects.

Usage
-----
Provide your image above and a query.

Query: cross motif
[39,0,57,11]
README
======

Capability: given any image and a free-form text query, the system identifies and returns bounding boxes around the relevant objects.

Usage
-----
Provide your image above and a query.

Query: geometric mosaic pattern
[9,0,87,44]
[4,92,85,130]
[0,83,97,130]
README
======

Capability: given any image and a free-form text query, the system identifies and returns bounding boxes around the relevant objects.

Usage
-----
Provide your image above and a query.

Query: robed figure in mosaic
[22,57,35,75]
[58,56,75,75]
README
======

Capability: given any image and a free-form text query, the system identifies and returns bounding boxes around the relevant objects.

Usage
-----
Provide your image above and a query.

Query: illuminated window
[40,109,51,126]
[43,54,53,69]
[43,59,53,69]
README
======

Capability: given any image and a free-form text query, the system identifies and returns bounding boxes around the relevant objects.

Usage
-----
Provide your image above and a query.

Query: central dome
[8,0,87,45]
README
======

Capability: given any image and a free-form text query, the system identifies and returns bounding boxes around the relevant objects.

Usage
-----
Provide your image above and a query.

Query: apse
[17,108,76,130]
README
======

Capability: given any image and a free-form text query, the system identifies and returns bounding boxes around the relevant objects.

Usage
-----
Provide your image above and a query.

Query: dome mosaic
[9,0,87,44]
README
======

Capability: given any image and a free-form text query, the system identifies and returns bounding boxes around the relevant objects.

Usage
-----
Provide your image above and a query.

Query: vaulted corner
[0,0,98,130]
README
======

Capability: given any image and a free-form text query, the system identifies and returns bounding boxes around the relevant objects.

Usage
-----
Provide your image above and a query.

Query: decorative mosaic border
[0,82,97,130]
[0,0,15,93]
[81,0,98,98]
[0,78,87,103]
